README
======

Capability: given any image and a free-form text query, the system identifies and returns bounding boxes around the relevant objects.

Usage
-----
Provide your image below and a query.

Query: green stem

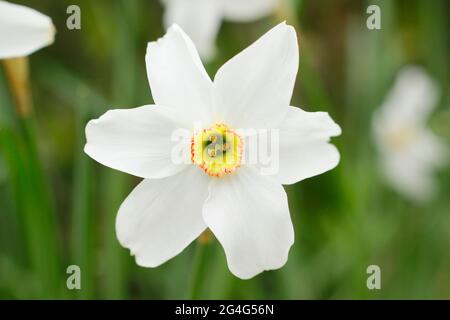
[70,86,94,299]
[189,242,209,299]
[2,57,61,298]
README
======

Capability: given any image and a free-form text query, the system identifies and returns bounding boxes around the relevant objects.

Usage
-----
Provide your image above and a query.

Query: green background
[0,0,449,299]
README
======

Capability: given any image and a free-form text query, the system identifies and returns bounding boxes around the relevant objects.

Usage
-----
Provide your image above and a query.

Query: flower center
[386,127,417,150]
[191,123,244,177]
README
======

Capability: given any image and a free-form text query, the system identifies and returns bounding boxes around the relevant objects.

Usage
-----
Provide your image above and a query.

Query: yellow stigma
[191,123,244,177]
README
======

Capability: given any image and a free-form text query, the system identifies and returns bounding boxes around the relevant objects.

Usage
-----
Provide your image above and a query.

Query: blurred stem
[418,0,449,85]
[189,239,210,300]
[70,86,94,299]
[101,172,128,299]
[99,0,139,299]
[2,57,32,118]
[1,57,61,297]
[276,0,302,23]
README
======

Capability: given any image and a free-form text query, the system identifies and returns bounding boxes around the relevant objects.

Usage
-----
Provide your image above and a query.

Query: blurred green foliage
[0,0,449,299]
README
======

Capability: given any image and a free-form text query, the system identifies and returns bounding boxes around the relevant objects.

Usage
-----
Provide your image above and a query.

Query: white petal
[203,166,294,279]
[221,0,278,22]
[0,1,55,59]
[377,66,439,129]
[146,24,213,123]
[85,105,189,179]
[162,0,222,60]
[381,154,432,203]
[212,22,299,129]
[378,129,447,202]
[116,167,209,267]
[273,106,341,185]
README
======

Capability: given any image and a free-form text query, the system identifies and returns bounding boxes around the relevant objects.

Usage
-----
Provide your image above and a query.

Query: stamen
[207,148,217,157]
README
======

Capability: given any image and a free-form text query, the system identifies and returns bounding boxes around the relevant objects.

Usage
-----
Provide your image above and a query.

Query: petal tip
[228,243,293,280]
[48,20,56,45]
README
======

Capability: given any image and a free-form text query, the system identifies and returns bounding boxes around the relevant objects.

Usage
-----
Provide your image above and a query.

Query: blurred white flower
[373,66,448,203]
[0,1,55,59]
[161,0,278,59]
[85,23,341,279]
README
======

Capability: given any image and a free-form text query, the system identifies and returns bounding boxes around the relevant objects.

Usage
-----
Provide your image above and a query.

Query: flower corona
[191,123,244,177]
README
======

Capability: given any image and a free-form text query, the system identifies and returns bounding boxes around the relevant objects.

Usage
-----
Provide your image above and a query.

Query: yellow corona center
[191,123,244,177]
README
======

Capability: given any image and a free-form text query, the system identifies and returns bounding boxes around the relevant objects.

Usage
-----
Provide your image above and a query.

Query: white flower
[373,66,447,203]
[0,0,55,59]
[85,23,341,279]
[161,0,278,59]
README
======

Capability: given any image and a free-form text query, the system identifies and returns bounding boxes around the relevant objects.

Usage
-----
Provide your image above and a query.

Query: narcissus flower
[373,66,447,203]
[0,0,55,59]
[85,23,341,279]
[161,0,278,59]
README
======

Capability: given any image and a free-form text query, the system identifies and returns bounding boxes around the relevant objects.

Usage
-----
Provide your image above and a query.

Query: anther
[222,143,229,152]
[209,135,217,143]
[207,148,216,157]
